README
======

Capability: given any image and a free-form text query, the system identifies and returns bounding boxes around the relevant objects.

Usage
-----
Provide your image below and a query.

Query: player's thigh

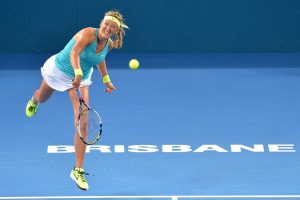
[68,86,90,115]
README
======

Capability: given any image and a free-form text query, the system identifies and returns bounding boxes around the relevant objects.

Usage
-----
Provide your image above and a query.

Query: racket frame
[76,89,102,145]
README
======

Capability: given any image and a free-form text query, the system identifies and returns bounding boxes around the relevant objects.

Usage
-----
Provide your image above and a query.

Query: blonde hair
[104,10,128,49]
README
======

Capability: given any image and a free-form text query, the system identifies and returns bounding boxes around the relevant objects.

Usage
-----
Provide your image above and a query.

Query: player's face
[100,19,119,39]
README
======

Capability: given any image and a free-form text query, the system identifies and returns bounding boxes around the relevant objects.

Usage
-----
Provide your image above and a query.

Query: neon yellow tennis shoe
[26,99,39,117]
[70,167,89,190]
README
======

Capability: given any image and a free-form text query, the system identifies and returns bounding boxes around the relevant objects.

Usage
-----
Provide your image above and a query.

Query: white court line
[1,195,300,199]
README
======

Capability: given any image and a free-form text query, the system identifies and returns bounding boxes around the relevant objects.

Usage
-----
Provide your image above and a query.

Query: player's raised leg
[26,80,54,117]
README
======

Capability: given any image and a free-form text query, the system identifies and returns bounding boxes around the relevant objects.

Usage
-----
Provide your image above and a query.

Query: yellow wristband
[74,68,83,76]
[102,75,111,83]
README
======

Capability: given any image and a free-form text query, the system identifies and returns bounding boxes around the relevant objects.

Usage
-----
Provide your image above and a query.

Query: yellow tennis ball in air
[129,59,139,69]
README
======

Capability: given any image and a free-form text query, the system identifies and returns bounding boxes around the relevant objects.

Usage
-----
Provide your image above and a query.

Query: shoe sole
[70,172,88,190]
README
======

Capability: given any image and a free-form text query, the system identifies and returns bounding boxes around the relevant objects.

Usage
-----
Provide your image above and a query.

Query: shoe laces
[77,170,89,182]
[28,105,37,112]
[28,101,38,112]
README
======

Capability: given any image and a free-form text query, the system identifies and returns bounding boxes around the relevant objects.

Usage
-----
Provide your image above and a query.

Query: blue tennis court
[1,53,300,199]
[1,0,300,199]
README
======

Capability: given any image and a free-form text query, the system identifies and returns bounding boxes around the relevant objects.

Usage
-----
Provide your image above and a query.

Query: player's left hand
[105,82,117,93]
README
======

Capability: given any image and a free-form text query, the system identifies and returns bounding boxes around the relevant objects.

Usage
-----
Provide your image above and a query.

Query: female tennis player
[25,10,128,190]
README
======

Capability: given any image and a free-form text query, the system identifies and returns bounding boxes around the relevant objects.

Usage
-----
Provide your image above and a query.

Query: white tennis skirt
[41,55,93,92]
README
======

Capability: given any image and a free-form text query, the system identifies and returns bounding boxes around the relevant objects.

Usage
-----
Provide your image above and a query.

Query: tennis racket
[76,89,102,145]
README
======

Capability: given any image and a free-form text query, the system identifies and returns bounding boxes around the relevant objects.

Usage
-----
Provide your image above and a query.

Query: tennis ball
[129,59,139,69]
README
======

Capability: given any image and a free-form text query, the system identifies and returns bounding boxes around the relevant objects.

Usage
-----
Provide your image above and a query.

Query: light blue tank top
[55,28,108,80]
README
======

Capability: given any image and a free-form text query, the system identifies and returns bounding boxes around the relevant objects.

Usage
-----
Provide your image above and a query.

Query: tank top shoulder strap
[95,28,98,40]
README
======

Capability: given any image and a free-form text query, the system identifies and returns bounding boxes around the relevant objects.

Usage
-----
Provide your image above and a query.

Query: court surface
[1,53,300,200]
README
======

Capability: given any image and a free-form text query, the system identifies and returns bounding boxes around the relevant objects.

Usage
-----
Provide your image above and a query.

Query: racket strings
[78,108,101,144]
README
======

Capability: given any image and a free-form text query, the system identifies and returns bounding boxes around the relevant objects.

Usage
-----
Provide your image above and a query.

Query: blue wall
[0,0,300,53]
